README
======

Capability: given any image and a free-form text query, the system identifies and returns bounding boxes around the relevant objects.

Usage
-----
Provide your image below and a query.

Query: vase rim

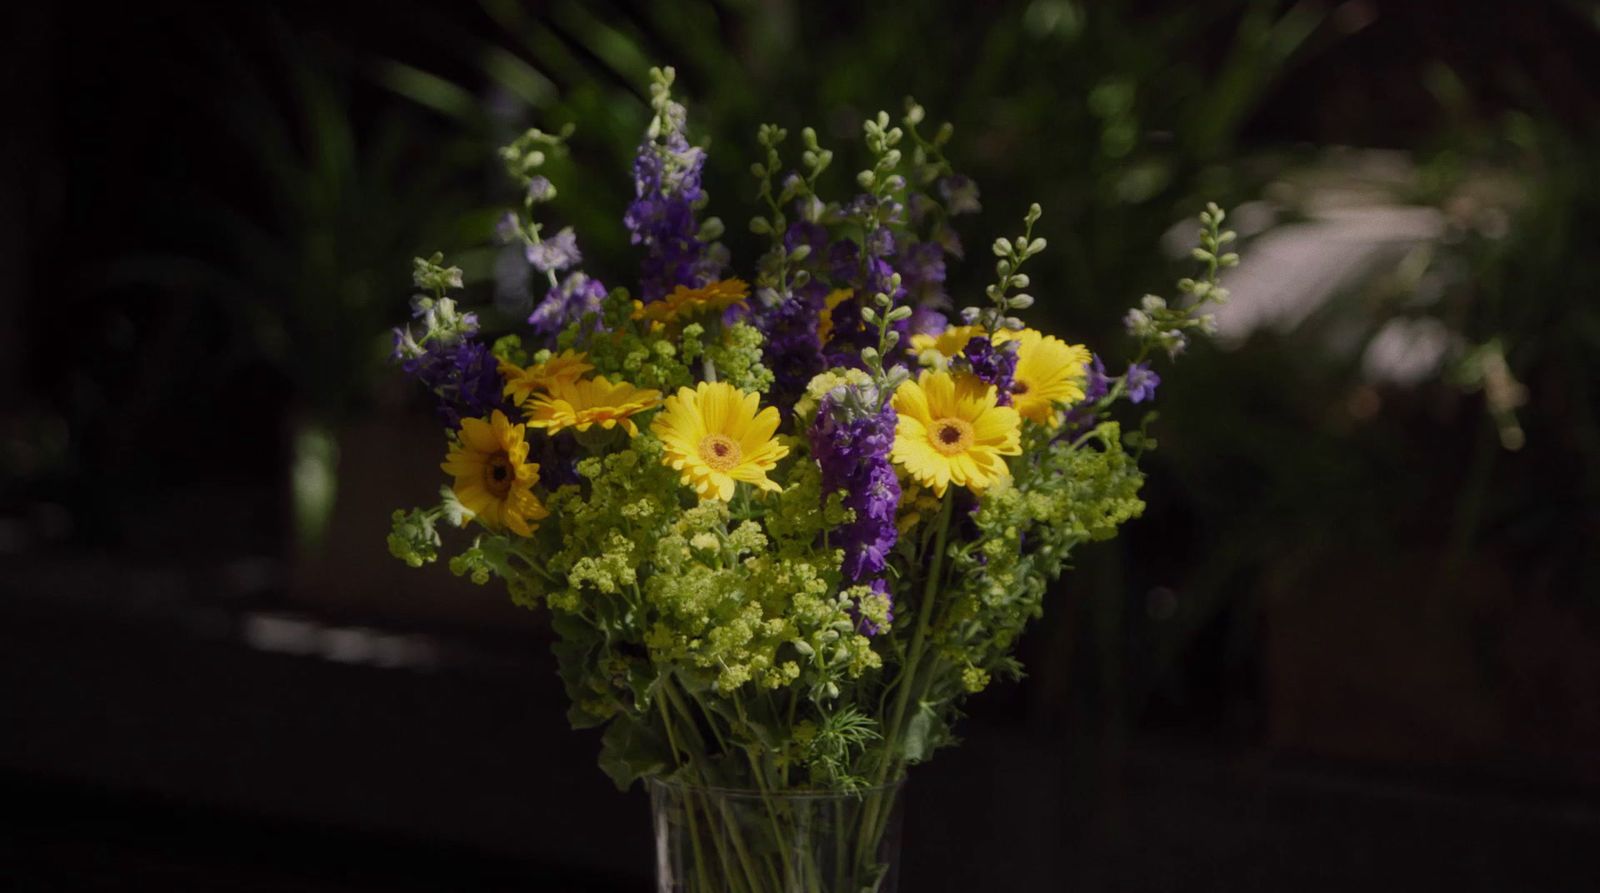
[645,775,905,799]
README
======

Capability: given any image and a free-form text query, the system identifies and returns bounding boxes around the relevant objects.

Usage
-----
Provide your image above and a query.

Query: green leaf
[597,713,671,791]
[899,701,950,764]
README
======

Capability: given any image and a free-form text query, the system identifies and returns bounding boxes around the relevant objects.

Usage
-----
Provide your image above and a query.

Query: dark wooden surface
[3,568,1597,891]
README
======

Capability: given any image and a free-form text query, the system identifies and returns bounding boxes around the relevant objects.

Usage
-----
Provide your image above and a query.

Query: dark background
[4,0,1600,889]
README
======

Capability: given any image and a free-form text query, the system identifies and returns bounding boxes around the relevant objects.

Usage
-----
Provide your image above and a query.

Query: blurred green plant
[108,13,488,550]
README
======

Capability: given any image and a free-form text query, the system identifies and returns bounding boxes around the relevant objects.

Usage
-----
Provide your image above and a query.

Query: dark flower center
[698,434,743,471]
[931,418,975,456]
[484,453,515,497]
[1012,381,1029,395]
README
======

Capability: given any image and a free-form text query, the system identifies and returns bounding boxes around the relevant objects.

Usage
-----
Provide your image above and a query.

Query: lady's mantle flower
[1125,362,1161,403]
[524,376,663,437]
[652,381,789,502]
[441,410,549,537]
[1009,330,1092,425]
[890,370,1021,497]
[499,350,595,408]
[633,278,749,326]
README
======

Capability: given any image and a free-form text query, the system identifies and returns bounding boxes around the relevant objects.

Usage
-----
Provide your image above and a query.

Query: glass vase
[647,777,906,893]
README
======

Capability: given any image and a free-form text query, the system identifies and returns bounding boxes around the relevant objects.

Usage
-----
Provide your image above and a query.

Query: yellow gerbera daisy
[632,278,750,325]
[524,375,663,436]
[441,410,549,536]
[815,288,855,346]
[890,370,1021,497]
[651,381,790,502]
[1009,329,1093,426]
[499,350,595,407]
[909,324,986,360]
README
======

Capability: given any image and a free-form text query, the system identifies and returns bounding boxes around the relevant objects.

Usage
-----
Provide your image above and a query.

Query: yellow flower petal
[441,409,547,535]
[890,370,1021,497]
[651,381,789,502]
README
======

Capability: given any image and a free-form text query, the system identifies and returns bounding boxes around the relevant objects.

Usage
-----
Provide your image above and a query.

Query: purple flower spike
[809,391,900,595]
[625,132,725,301]
[528,271,608,340]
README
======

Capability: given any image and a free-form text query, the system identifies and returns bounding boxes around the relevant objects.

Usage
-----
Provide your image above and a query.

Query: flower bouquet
[386,67,1236,892]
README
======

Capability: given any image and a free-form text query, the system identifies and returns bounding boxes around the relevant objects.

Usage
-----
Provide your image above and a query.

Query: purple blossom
[822,241,908,368]
[962,336,1019,405]
[529,271,607,341]
[495,212,521,244]
[1126,362,1161,403]
[397,339,512,428]
[898,239,948,306]
[530,427,582,489]
[1084,354,1110,402]
[757,289,826,410]
[525,175,554,203]
[624,134,725,301]
[1060,355,1110,435]
[525,226,582,274]
[908,307,948,339]
[809,391,900,602]
[937,175,982,216]
[784,219,829,259]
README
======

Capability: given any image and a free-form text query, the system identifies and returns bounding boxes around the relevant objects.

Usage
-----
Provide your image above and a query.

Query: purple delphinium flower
[528,271,607,341]
[757,289,826,411]
[784,219,829,260]
[525,226,582,274]
[937,175,982,216]
[1059,355,1110,436]
[494,211,521,244]
[624,133,726,302]
[897,239,948,307]
[809,390,900,634]
[1125,362,1161,403]
[398,339,513,429]
[961,336,1019,405]
[908,307,948,340]
[822,240,909,368]
[1084,354,1110,402]
[525,175,554,203]
[529,427,582,489]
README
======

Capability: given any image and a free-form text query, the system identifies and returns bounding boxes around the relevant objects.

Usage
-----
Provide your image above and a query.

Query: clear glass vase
[647,777,906,893]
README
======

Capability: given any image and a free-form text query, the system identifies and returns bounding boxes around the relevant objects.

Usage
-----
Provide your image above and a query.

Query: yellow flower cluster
[446,349,790,536]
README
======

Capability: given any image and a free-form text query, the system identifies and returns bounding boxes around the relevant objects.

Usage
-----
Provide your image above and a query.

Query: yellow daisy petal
[440,409,548,536]
[890,370,1021,497]
[651,381,790,502]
